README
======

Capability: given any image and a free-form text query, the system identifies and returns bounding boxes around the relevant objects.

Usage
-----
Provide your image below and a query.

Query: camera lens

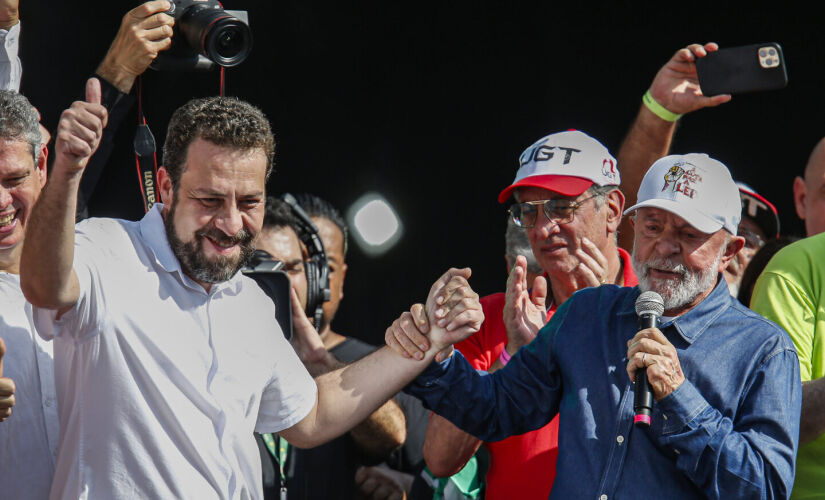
[204,18,252,67]
[769,48,776,56]
[216,27,244,60]
[179,5,252,67]
[760,49,767,57]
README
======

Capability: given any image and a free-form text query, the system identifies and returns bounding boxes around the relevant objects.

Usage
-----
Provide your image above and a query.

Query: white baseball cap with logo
[624,153,741,234]
[498,130,620,203]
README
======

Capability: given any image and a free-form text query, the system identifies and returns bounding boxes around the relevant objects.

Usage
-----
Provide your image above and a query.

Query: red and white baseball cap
[498,130,620,203]
[624,153,741,234]
[737,182,780,239]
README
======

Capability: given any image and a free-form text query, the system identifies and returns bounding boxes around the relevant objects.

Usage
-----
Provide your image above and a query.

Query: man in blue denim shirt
[392,154,801,499]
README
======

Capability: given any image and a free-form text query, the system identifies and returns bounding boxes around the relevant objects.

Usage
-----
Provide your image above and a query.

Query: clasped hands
[385,268,484,362]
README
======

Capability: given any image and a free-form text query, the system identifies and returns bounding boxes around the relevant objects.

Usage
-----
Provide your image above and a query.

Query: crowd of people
[1,2,824,500]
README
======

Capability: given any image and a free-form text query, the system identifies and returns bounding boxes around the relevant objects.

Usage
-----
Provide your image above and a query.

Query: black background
[20,2,824,345]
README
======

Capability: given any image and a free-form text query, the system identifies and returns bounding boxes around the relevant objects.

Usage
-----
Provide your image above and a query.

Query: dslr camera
[152,0,252,71]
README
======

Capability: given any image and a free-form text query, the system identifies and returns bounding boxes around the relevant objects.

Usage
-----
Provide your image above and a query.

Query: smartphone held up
[696,43,788,96]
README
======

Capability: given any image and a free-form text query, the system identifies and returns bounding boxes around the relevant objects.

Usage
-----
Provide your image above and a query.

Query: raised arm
[280,268,483,449]
[20,79,108,310]
[616,43,732,251]
[95,0,174,94]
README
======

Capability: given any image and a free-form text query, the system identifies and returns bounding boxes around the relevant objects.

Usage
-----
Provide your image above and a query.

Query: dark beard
[165,204,256,284]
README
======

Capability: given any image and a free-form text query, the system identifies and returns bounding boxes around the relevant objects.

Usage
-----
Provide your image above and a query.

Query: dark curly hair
[162,96,275,189]
[293,193,349,258]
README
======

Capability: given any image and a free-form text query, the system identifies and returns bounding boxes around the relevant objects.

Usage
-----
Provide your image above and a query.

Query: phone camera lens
[760,49,767,57]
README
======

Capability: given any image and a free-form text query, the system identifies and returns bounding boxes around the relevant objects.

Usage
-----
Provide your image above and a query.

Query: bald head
[793,138,825,236]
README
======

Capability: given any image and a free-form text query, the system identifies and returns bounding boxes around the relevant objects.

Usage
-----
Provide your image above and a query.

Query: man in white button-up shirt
[21,86,485,499]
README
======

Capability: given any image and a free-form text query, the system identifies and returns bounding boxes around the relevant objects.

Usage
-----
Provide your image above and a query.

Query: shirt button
[44,399,53,407]
[674,449,680,455]
[663,414,668,420]
[600,495,608,500]
[616,435,624,444]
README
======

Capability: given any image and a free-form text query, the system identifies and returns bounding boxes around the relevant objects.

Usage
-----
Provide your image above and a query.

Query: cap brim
[624,198,722,234]
[498,175,594,203]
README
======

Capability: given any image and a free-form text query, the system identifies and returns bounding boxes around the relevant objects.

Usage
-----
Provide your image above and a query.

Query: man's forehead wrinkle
[0,165,32,178]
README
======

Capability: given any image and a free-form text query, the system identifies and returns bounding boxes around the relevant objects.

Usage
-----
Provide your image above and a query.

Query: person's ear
[35,148,48,188]
[158,166,174,210]
[718,235,746,273]
[604,189,625,234]
[793,176,807,221]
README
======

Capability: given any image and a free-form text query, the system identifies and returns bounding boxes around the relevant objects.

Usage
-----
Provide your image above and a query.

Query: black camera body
[152,0,252,71]
[243,251,292,340]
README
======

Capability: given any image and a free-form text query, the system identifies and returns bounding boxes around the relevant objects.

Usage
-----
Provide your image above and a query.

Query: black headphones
[281,193,331,329]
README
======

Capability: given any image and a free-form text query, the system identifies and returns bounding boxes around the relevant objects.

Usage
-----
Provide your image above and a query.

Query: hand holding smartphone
[696,43,788,96]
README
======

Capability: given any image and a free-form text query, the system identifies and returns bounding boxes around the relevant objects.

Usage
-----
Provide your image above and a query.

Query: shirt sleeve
[32,220,110,343]
[406,296,569,442]
[0,22,21,91]
[651,344,800,499]
[254,331,317,434]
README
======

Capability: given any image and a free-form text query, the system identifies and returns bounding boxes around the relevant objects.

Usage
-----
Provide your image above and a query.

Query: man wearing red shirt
[419,129,638,499]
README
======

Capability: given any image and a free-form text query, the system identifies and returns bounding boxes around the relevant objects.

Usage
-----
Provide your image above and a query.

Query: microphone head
[635,291,664,317]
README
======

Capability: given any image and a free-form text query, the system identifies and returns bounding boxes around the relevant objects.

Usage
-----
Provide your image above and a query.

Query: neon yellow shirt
[751,232,825,500]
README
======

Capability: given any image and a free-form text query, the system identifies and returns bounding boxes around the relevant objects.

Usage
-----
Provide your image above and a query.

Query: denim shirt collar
[618,276,732,345]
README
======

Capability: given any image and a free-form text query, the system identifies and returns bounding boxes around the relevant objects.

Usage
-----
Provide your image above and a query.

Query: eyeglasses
[508,194,599,228]
[739,228,766,252]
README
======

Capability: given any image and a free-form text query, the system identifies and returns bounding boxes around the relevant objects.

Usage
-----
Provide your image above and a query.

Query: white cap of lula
[624,153,741,234]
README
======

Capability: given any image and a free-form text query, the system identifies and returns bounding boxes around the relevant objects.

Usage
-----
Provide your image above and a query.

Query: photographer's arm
[20,79,108,311]
[616,43,731,251]
[77,1,174,220]
[95,0,174,94]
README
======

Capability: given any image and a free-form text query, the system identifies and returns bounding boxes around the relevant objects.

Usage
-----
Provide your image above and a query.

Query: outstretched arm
[617,42,731,251]
[280,268,483,449]
[384,302,485,476]
[20,79,108,310]
[287,289,407,458]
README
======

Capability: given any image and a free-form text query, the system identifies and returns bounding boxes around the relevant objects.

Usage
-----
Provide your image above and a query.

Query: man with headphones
[256,195,407,500]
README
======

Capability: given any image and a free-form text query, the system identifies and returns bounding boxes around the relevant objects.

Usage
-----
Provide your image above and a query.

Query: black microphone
[633,291,664,426]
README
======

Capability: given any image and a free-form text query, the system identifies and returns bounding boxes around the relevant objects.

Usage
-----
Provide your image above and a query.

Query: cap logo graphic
[661,162,701,199]
[602,158,617,181]
[519,145,581,167]
[742,195,768,218]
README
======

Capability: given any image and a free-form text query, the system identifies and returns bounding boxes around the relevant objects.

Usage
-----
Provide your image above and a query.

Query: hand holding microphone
[626,291,686,426]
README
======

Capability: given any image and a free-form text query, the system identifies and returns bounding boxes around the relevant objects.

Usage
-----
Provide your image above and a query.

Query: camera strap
[132,70,227,214]
[133,76,159,213]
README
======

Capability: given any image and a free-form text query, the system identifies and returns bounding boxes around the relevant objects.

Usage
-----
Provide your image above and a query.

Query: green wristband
[642,89,682,122]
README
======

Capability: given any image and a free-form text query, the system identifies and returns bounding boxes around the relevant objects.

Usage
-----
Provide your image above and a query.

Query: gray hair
[0,90,41,163]
[505,217,543,275]
[587,184,618,209]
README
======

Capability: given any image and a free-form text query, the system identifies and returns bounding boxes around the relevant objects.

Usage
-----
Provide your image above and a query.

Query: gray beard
[631,250,721,312]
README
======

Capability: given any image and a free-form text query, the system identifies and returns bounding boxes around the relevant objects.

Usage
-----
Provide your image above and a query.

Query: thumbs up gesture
[0,337,16,422]
[54,78,109,175]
